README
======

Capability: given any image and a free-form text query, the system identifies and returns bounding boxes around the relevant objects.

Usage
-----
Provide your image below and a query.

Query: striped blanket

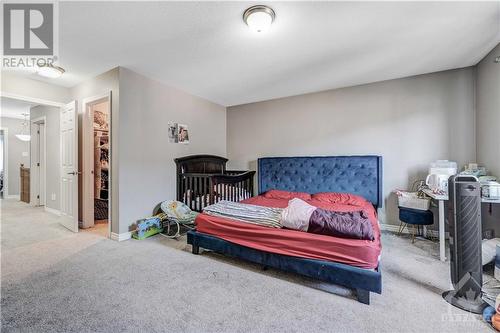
[203,201,283,228]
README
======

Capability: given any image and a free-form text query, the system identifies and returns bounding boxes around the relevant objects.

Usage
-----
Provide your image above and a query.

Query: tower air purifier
[442,175,486,313]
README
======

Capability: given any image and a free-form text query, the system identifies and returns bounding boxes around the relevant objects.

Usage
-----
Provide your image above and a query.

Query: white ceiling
[0,97,37,119]
[5,1,500,106]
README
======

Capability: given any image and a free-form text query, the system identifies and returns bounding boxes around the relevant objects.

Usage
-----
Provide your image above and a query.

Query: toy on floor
[493,313,500,331]
[158,200,198,239]
[484,306,496,323]
[132,201,199,240]
[482,287,500,331]
[132,215,164,240]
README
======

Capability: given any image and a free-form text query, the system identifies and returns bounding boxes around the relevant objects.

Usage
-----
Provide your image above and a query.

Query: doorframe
[0,127,9,197]
[30,116,47,206]
[1,92,64,108]
[82,92,112,239]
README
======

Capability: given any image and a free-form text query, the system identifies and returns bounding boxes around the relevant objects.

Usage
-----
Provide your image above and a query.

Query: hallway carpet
[1,199,489,332]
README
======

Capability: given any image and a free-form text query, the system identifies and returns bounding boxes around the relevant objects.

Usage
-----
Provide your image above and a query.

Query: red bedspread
[195,195,381,269]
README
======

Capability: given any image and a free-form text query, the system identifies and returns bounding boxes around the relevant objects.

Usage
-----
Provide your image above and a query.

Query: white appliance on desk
[426,160,457,195]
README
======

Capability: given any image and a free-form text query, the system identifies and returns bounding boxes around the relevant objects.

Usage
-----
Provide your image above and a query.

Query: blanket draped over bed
[203,198,375,241]
[203,201,283,228]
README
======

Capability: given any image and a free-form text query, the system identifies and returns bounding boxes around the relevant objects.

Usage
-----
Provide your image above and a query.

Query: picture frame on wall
[178,124,189,144]
[168,122,178,143]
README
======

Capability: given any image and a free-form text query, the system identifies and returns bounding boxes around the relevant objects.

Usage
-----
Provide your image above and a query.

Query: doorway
[31,117,46,207]
[1,94,80,233]
[0,129,6,199]
[82,93,112,238]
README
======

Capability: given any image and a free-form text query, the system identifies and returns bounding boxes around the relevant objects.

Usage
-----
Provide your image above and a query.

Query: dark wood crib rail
[175,155,255,212]
[212,171,256,203]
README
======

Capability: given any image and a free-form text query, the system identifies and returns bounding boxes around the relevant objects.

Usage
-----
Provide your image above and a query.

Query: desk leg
[439,200,446,262]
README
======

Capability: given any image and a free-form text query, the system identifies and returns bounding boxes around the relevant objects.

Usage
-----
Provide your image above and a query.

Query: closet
[93,102,109,223]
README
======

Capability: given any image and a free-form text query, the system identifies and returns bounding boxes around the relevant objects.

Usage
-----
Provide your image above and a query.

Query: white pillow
[280,198,316,231]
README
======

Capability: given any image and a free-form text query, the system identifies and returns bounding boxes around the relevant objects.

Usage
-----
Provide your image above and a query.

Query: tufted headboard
[258,156,383,208]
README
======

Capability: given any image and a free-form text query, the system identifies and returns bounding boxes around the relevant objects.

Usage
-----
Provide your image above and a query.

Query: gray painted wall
[118,68,226,233]
[476,43,500,234]
[30,105,60,210]
[0,117,30,196]
[227,68,476,226]
[477,43,500,178]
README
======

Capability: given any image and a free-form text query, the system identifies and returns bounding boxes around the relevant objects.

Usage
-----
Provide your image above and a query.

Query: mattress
[195,195,381,269]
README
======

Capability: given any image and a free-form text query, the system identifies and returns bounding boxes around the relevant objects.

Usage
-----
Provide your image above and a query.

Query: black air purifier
[442,175,487,313]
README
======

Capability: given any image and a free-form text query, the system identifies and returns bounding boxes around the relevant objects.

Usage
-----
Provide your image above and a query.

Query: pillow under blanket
[308,208,374,241]
[281,198,374,241]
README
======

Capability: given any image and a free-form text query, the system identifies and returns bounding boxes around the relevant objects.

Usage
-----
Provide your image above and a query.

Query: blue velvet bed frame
[187,155,383,304]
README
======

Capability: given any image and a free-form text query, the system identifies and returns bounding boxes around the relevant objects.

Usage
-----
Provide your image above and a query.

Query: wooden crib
[175,155,255,212]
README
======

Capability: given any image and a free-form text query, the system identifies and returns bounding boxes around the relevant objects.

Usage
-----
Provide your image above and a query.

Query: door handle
[67,171,82,175]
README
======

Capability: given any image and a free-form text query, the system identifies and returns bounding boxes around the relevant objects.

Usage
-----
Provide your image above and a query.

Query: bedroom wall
[476,42,500,234]
[30,105,61,210]
[0,117,30,196]
[117,68,226,234]
[226,68,476,226]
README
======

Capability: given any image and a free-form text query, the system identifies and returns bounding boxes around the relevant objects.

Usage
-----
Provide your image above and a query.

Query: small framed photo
[178,124,189,144]
[168,122,178,143]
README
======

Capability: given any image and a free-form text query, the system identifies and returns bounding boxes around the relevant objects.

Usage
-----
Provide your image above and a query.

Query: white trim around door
[0,92,65,108]
[0,127,9,197]
[30,116,47,206]
[82,92,112,239]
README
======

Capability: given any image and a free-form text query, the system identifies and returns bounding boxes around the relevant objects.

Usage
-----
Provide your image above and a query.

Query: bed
[187,155,383,304]
[175,155,256,212]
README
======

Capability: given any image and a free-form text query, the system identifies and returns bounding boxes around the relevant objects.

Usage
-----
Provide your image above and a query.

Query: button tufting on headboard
[258,156,383,208]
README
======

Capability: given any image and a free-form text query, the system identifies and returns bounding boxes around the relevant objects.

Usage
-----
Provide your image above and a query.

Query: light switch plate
[22,151,28,157]
[51,193,56,201]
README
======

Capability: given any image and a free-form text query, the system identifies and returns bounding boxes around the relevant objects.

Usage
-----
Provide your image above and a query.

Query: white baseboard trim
[380,223,448,238]
[5,194,20,200]
[44,206,61,216]
[111,232,132,242]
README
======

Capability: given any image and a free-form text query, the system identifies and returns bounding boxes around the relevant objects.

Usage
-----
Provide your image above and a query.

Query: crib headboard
[258,156,383,208]
[175,155,228,174]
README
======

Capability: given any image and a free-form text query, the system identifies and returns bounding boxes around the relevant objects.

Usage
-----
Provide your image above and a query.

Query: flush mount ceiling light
[37,63,65,79]
[243,5,276,33]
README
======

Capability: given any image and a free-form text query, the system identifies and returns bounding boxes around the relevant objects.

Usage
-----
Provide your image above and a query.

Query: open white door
[60,101,79,232]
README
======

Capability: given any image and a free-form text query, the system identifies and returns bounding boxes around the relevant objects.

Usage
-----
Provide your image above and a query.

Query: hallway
[1,199,107,283]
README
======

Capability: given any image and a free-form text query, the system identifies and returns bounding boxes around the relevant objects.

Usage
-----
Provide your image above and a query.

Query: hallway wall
[0,117,30,197]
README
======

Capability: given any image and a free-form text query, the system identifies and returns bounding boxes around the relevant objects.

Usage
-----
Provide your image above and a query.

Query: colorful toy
[493,314,500,331]
[484,306,496,323]
[159,200,198,239]
[132,216,163,240]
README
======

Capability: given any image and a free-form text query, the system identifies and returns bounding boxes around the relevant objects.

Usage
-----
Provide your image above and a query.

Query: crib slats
[177,171,255,212]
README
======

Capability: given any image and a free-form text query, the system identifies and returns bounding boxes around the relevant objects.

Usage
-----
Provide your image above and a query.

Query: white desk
[422,188,500,262]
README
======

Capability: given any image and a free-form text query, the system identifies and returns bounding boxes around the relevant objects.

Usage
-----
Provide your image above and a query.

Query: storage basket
[396,191,431,211]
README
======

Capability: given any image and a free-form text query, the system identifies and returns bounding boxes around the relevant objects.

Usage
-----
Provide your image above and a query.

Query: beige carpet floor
[0,199,490,332]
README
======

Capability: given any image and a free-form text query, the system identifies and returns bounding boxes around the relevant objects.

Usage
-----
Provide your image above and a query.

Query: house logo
[3,3,53,56]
